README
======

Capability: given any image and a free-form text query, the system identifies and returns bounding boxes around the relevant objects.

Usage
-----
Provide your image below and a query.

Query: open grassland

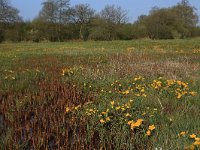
[0,39,200,150]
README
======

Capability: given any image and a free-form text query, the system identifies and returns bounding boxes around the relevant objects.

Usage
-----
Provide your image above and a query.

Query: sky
[11,0,200,22]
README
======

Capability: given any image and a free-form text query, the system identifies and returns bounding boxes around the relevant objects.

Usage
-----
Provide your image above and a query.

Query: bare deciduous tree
[0,0,22,23]
[70,4,95,40]
[100,5,128,24]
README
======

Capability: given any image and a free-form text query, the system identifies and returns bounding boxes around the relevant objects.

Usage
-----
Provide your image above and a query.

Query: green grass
[0,39,200,149]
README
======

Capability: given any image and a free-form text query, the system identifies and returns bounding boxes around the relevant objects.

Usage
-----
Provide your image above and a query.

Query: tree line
[0,0,200,43]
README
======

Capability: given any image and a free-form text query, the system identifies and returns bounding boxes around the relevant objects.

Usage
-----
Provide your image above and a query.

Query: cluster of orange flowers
[179,132,200,149]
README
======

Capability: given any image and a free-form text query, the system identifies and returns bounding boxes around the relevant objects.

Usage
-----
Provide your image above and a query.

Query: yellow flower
[179,131,186,136]
[101,111,107,115]
[149,125,155,131]
[100,119,105,124]
[137,119,144,123]
[128,120,134,125]
[142,93,147,97]
[190,134,196,139]
[66,107,70,112]
[124,90,130,94]
[134,76,144,81]
[121,107,125,111]
[146,130,151,136]
[132,119,143,128]
[116,106,121,110]
[75,105,81,110]
[106,117,110,121]
[130,123,136,130]
[190,92,197,96]
[125,113,131,117]
[128,119,143,130]
[110,101,115,105]
[135,94,141,97]
[195,138,200,141]
[61,69,65,76]
[176,92,182,99]
[193,141,200,145]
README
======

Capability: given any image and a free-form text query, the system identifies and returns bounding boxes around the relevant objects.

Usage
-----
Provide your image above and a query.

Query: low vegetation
[0,39,200,149]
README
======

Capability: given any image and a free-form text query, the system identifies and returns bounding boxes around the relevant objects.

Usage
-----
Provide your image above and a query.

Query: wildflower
[131,119,143,129]
[190,134,196,139]
[125,113,131,117]
[75,105,81,110]
[195,138,200,141]
[151,80,162,89]
[121,107,125,111]
[190,92,197,96]
[142,93,147,97]
[177,93,182,99]
[128,120,134,125]
[66,107,70,112]
[116,106,121,110]
[135,94,141,97]
[137,119,144,123]
[179,131,186,136]
[110,101,115,106]
[146,130,151,136]
[106,117,110,121]
[101,111,107,115]
[193,141,200,145]
[61,67,73,76]
[134,76,144,81]
[124,90,130,95]
[129,99,133,103]
[149,125,155,131]
[125,102,131,108]
[100,119,105,124]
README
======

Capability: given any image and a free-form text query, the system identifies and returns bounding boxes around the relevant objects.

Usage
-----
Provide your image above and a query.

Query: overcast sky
[11,0,200,23]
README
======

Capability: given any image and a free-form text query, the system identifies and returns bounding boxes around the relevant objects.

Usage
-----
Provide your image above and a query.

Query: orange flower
[106,117,110,121]
[110,101,115,105]
[146,130,151,136]
[131,119,143,129]
[128,120,134,125]
[149,125,155,131]
[195,138,200,141]
[179,131,186,136]
[190,134,196,139]
[193,141,200,145]
[100,119,105,124]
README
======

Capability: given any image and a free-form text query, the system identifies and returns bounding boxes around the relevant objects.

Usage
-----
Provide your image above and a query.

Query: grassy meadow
[0,39,200,149]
